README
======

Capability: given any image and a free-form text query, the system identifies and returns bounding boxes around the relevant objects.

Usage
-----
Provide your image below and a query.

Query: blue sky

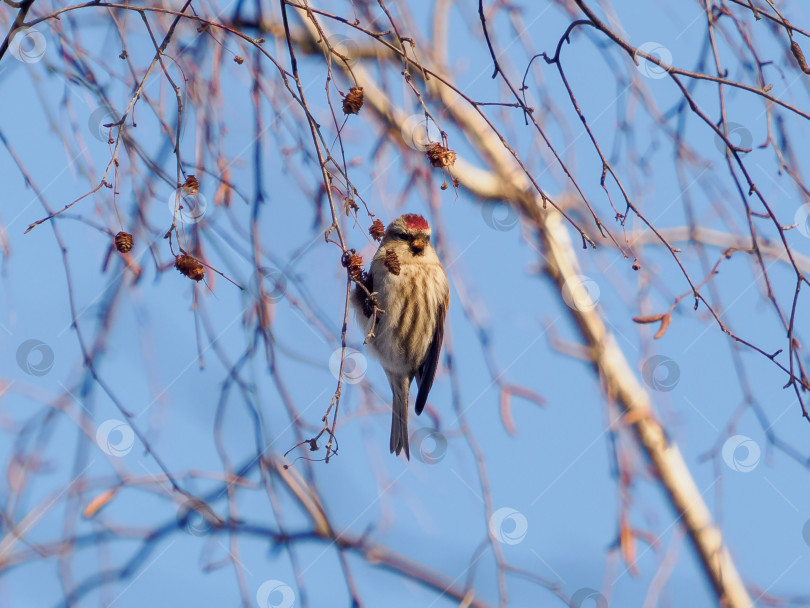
[2,2,810,607]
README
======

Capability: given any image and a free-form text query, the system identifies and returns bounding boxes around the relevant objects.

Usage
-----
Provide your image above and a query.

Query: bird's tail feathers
[389,375,411,459]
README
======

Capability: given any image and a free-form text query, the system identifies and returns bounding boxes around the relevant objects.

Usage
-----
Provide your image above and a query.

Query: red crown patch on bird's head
[402,214,430,231]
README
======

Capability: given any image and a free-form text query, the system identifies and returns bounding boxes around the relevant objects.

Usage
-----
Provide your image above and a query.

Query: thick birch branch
[289,14,753,607]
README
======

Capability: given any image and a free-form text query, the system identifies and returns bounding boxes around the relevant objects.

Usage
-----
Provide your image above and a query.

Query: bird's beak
[410,238,426,253]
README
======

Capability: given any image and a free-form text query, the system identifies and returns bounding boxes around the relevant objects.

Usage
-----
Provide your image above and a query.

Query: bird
[351,213,450,459]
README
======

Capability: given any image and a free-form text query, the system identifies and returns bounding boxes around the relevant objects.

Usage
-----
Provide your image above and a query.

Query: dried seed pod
[653,314,671,340]
[426,142,456,168]
[114,231,133,253]
[383,249,401,276]
[175,254,205,281]
[344,198,359,215]
[181,175,199,195]
[633,313,667,325]
[369,219,385,241]
[632,312,671,340]
[341,250,364,281]
[346,254,363,280]
[342,86,364,115]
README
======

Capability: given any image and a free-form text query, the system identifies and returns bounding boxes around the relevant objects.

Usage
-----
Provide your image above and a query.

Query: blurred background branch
[2,1,810,607]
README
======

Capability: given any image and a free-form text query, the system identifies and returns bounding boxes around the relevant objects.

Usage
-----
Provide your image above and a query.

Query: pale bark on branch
[290,14,754,608]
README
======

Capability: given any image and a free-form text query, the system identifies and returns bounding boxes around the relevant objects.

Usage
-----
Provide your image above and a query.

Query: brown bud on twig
[426,142,456,168]
[369,219,385,241]
[791,40,810,74]
[83,488,118,519]
[114,231,133,253]
[383,249,401,275]
[342,86,364,115]
[233,56,244,65]
[182,175,199,195]
[175,254,205,281]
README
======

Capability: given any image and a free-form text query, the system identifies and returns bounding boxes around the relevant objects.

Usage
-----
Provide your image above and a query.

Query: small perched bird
[352,214,450,459]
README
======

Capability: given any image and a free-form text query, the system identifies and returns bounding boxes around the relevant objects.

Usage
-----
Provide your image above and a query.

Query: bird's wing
[414,299,447,416]
[351,271,375,318]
